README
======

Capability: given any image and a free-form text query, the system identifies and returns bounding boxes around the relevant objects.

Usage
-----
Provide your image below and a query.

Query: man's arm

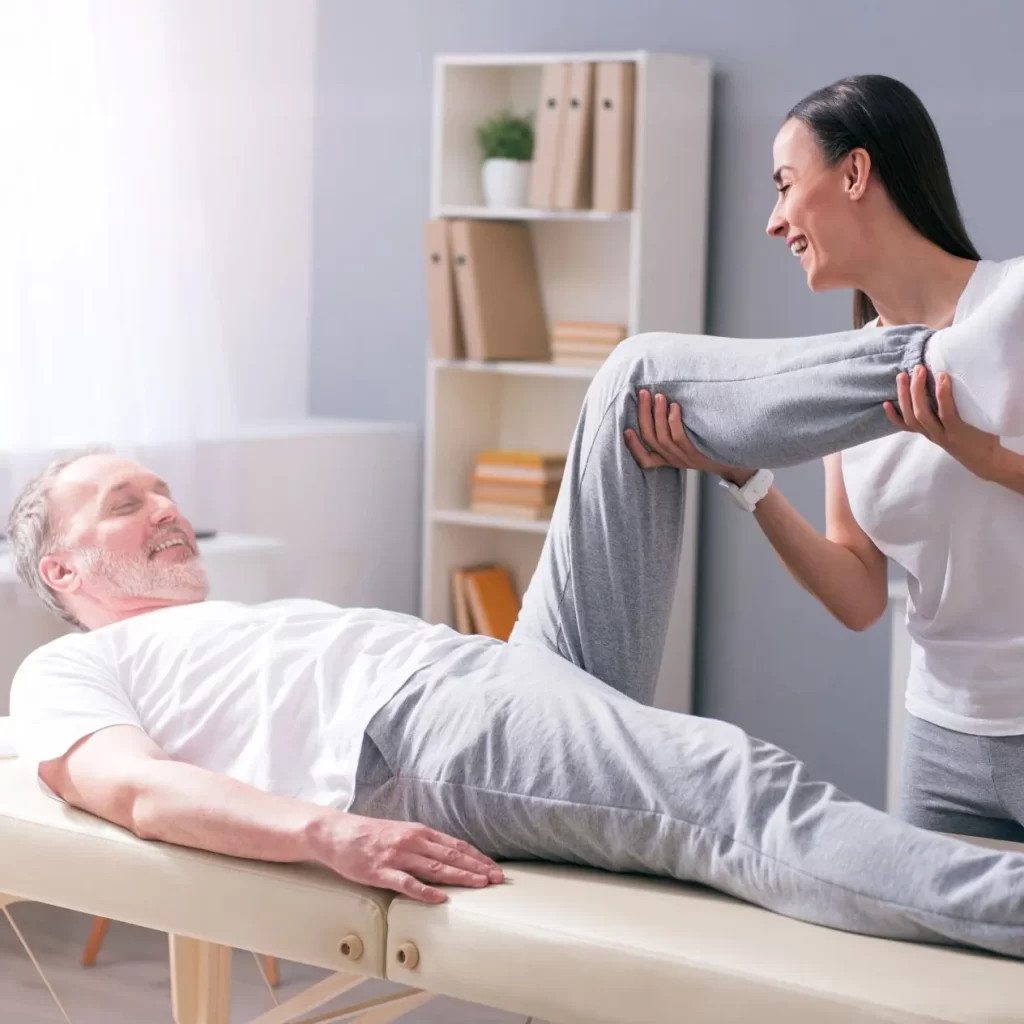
[40,725,503,903]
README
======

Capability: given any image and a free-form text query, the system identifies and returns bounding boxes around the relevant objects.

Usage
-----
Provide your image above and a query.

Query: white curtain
[0,0,241,535]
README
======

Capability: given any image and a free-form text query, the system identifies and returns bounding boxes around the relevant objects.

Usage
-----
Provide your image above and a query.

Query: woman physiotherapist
[626,74,1024,841]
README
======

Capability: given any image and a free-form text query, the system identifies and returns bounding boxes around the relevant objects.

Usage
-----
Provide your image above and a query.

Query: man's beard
[77,545,208,601]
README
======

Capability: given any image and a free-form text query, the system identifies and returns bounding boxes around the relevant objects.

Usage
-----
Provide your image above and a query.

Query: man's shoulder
[13,628,110,680]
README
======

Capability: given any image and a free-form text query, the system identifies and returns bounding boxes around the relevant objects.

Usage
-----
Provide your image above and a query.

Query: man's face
[42,454,208,609]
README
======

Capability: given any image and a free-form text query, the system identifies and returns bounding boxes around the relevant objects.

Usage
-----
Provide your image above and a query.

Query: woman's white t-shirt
[842,256,1024,736]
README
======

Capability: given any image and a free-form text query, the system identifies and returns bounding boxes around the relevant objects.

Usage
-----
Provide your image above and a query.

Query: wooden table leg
[169,934,232,1024]
[262,954,279,987]
[81,916,110,966]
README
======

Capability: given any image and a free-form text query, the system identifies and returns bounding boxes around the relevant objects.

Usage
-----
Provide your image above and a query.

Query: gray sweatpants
[352,316,1024,959]
[901,713,1024,843]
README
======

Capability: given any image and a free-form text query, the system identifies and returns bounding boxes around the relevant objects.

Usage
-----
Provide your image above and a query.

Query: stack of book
[451,563,521,641]
[550,321,627,367]
[469,450,566,521]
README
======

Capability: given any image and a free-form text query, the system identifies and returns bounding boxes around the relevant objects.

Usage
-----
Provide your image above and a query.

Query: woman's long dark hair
[786,75,980,327]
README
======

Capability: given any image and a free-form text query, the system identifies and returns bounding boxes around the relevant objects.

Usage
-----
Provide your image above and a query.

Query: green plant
[475,108,534,162]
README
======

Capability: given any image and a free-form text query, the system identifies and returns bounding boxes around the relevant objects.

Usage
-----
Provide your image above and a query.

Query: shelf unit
[421,50,713,713]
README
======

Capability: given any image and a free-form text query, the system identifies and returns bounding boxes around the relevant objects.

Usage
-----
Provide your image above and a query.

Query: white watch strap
[719,468,774,512]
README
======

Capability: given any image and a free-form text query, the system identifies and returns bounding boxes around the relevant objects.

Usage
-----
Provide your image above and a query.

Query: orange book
[472,465,564,484]
[475,450,567,468]
[551,340,622,356]
[451,568,474,634]
[551,320,627,342]
[462,566,521,642]
[471,481,561,505]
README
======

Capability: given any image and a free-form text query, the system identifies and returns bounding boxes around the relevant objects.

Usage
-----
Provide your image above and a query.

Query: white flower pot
[482,158,531,208]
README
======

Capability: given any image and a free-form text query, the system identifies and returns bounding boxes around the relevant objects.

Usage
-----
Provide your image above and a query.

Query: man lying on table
[9,282,1024,958]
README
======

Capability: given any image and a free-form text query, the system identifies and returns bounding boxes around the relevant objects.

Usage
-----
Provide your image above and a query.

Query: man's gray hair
[6,446,113,630]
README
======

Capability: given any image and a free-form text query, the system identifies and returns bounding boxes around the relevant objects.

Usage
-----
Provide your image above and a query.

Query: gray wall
[309,0,1024,807]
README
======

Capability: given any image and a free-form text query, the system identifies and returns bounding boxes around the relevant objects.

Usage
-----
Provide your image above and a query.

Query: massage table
[1,750,1023,1024]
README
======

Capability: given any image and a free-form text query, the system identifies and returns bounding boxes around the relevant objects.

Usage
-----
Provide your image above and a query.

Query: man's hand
[42,725,504,907]
[624,388,755,485]
[884,366,1005,481]
[305,812,504,904]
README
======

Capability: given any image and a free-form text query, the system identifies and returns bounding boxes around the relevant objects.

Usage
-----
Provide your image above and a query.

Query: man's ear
[843,147,872,201]
[39,554,80,596]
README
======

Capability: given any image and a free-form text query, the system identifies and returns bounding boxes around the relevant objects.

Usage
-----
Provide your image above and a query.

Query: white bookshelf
[421,50,713,714]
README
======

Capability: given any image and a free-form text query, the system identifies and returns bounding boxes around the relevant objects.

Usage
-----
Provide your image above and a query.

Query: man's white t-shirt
[842,256,1024,736]
[9,598,477,808]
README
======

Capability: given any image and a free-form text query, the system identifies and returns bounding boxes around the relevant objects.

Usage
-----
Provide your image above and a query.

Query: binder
[593,62,636,212]
[449,219,549,362]
[451,567,474,633]
[424,219,464,359]
[553,62,595,210]
[462,565,521,641]
[528,63,571,209]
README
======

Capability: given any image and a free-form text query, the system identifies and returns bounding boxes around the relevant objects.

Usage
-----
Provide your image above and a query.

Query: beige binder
[528,63,571,209]
[593,62,636,212]
[553,62,595,210]
[424,219,464,359]
[449,219,549,362]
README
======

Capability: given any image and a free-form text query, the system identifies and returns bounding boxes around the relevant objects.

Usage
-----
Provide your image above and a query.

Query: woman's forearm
[987,446,1024,497]
[750,487,888,631]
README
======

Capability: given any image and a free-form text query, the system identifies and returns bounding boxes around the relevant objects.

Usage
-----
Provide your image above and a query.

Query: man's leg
[353,647,1024,960]
[509,322,931,704]
[511,257,1024,705]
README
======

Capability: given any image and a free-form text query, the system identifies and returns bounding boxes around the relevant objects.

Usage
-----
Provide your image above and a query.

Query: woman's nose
[766,201,787,239]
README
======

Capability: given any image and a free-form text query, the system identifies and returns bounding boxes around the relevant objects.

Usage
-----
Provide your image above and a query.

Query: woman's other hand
[624,389,755,485]
[885,367,1005,482]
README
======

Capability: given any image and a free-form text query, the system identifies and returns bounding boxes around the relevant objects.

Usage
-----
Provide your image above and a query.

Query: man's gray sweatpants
[351,319,1024,959]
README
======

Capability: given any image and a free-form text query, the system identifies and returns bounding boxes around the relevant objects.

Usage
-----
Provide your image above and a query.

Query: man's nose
[151,495,179,523]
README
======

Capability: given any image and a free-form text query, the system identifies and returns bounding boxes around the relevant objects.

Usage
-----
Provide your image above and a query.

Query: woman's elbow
[835,597,887,633]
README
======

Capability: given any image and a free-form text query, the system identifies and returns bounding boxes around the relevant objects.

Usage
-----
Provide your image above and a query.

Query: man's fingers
[403,854,493,888]
[442,836,502,873]
[413,836,503,881]
[377,868,448,904]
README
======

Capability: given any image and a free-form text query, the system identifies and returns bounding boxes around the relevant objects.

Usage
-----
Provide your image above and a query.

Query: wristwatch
[718,468,774,512]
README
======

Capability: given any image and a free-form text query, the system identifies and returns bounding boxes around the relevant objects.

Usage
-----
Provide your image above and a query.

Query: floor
[0,902,536,1023]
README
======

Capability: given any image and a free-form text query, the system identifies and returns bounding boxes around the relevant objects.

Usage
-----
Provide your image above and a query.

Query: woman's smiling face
[766,118,868,293]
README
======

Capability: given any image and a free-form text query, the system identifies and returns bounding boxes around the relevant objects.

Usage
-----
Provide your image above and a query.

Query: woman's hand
[884,366,1005,481]
[624,389,755,485]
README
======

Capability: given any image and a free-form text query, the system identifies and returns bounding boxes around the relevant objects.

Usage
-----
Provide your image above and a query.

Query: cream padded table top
[4,748,1024,1023]
[0,758,392,976]
[387,861,1024,1024]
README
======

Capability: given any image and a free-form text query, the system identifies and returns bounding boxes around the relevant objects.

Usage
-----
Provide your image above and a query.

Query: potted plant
[475,108,534,208]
